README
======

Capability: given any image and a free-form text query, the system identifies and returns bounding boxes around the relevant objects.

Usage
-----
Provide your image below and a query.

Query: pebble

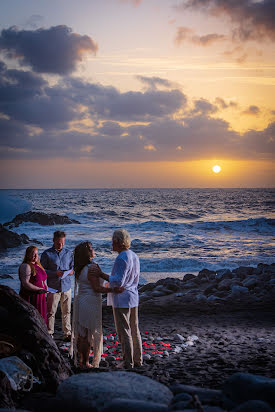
[175,334,185,342]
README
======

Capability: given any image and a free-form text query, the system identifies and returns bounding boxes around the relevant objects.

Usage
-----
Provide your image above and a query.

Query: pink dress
[19,263,47,324]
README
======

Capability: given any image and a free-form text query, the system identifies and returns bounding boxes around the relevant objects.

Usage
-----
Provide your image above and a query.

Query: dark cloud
[0,61,83,128]
[0,63,273,162]
[190,99,218,116]
[175,26,226,46]
[177,0,275,42]
[242,105,261,115]
[0,25,98,74]
[215,97,238,109]
[136,76,176,90]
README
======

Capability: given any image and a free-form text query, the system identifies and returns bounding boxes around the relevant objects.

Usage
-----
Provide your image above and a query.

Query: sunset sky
[0,0,274,188]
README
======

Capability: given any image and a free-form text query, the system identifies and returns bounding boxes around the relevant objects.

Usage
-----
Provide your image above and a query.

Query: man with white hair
[91,228,142,369]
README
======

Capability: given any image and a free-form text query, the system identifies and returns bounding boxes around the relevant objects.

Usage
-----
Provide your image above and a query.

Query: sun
[212,165,221,173]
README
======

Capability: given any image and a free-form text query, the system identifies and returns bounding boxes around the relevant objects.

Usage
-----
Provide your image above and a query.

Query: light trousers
[47,290,71,337]
[113,306,143,368]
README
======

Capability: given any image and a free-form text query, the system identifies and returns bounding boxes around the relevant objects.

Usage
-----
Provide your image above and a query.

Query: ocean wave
[139,256,275,273]
[193,218,275,234]
[0,194,32,224]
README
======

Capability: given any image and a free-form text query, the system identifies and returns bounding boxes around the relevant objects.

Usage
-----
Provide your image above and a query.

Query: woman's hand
[113,286,125,294]
[38,288,47,294]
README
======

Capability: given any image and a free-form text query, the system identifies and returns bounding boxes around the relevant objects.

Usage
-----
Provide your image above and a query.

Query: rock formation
[4,211,80,228]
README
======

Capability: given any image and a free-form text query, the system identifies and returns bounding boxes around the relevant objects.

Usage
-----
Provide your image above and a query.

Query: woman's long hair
[20,245,44,277]
[74,241,92,279]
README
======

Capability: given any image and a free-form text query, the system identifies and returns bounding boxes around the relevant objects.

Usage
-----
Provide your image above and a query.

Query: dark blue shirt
[40,246,74,292]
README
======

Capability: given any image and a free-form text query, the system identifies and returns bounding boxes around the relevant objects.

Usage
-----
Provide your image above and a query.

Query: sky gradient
[0,0,274,188]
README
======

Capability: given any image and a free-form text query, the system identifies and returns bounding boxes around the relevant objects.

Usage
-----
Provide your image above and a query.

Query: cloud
[175,26,226,46]
[223,45,249,63]
[242,105,261,115]
[177,0,275,42]
[190,99,218,116]
[0,25,98,74]
[0,61,83,128]
[136,76,176,90]
[215,97,238,109]
[0,61,273,162]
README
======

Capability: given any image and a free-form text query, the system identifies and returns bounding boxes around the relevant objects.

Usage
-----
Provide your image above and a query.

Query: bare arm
[88,264,109,281]
[19,264,46,293]
[88,272,113,293]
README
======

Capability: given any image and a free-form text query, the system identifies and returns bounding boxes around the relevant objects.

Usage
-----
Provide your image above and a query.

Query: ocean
[0,188,274,293]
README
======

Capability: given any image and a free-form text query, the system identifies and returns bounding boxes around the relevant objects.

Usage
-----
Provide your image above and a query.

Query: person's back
[111,249,140,308]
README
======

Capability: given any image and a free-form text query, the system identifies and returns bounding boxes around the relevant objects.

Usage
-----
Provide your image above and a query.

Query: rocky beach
[1,263,275,411]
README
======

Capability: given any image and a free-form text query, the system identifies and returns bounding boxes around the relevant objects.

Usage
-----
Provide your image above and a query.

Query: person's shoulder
[19,263,31,273]
[41,246,53,255]
[62,247,73,255]
[129,249,139,259]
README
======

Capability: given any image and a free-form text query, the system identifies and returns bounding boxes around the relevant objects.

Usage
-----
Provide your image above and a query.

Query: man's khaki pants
[47,290,71,337]
[113,306,143,368]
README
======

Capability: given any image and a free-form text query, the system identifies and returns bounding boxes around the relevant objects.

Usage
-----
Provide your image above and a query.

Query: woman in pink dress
[19,245,48,323]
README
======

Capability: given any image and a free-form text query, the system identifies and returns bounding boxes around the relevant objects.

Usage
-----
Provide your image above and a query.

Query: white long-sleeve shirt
[109,249,140,308]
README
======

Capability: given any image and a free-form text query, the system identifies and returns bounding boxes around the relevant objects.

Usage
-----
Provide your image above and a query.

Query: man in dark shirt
[41,230,74,341]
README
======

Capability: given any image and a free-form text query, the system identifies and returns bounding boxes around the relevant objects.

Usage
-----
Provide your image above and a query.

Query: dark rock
[217,279,233,291]
[0,274,14,280]
[102,398,169,412]
[242,277,258,289]
[232,266,254,278]
[223,372,275,409]
[183,281,196,289]
[0,224,29,249]
[4,211,80,228]
[198,269,216,281]
[0,370,15,409]
[183,274,196,282]
[216,269,232,280]
[170,383,221,398]
[0,224,43,250]
[231,400,273,412]
[57,371,173,410]
[173,393,193,403]
[20,392,93,412]
[0,285,72,391]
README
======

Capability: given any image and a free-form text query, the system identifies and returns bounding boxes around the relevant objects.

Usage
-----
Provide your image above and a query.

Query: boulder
[197,269,216,281]
[0,286,72,391]
[223,373,275,409]
[242,277,258,289]
[232,266,254,278]
[217,279,233,291]
[0,225,31,250]
[230,285,249,297]
[183,274,196,282]
[231,400,273,412]
[4,211,80,228]
[0,370,15,409]
[216,269,232,280]
[57,372,173,410]
[102,398,169,412]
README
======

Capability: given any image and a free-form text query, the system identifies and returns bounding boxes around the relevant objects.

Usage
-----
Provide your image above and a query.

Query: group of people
[18,229,142,369]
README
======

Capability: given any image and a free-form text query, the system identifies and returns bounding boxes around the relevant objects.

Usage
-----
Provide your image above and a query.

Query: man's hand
[56,270,63,278]
[69,270,74,275]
